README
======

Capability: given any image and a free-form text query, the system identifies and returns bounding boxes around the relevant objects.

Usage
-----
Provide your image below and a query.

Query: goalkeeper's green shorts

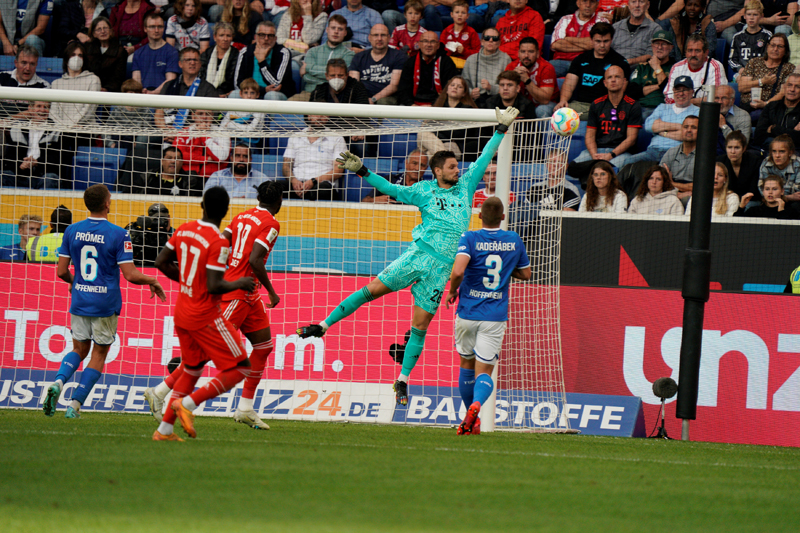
[377,242,451,315]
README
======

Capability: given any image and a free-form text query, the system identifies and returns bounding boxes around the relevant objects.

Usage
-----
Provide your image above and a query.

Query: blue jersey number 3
[483,254,502,290]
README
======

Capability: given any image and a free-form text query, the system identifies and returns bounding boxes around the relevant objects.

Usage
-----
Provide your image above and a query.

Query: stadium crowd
[2,0,800,225]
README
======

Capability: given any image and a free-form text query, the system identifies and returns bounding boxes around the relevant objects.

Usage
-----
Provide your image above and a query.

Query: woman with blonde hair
[628,165,684,215]
[685,162,740,217]
[221,0,262,46]
[578,161,628,213]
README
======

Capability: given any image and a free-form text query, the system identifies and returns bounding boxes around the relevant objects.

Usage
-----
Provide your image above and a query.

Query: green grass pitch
[1,409,799,533]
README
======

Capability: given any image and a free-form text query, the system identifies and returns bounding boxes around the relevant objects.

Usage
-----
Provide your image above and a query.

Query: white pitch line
[2,428,798,472]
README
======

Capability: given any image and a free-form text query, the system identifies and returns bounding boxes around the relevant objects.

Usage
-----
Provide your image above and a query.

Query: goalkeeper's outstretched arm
[337,151,418,204]
[467,106,520,190]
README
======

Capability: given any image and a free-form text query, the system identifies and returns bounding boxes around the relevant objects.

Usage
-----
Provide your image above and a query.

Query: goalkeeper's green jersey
[361,130,506,263]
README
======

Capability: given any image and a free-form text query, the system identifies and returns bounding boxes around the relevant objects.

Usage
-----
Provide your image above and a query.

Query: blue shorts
[378,242,451,315]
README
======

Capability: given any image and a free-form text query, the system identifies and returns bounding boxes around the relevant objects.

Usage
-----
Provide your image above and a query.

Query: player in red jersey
[219,181,282,429]
[144,182,282,431]
[151,186,256,441]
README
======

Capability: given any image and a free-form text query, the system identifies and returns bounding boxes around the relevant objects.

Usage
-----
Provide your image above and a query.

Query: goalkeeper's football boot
[65,406,81,419]
[143,387,164,422]
[172,399,197,438]
[296,324,325,338]
[393,380,408,406]
[152,430,184,442]
[457,401,481,435]
[234,408,270,430]
[42,383,61,417]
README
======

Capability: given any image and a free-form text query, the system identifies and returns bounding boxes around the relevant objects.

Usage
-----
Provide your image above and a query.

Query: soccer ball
[550,108,580,137]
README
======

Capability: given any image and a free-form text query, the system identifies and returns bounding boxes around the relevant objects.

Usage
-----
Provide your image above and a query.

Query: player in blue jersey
[296,106,520,405]
[42,184,166,418]
[445,197,531,435]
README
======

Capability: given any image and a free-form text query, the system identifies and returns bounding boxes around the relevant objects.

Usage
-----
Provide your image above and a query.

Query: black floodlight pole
[676,86,719,441]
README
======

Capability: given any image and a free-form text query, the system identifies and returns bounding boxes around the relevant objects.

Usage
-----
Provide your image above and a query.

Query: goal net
[0,87,573,432]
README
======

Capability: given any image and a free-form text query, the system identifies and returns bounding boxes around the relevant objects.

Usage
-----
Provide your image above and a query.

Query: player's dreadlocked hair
[254,180,283,206]
[203,186,230,220]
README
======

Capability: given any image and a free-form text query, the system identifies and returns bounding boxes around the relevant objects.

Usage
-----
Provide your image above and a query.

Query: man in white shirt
[664,34,725,105]
[281,114,346,201]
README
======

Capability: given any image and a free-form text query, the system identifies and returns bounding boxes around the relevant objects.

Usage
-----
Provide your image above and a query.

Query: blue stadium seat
[73,147,127,191]
[378,133,417,158]
[542,34,551,61]
[251,154,283,179]
[0,56,12,71]
[362,158,399,175]
[344,173,373,202]
[36,57,63,85]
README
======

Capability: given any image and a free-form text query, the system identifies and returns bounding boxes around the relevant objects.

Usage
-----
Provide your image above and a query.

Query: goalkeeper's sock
[189,367,249,407]
[473,373,494,406]
[164,363,184,389]
[54,351,83,385]
[323,287,375,329]
[399,327,427,379]
[239,397,254,411]
[70,368,102,407]
[242,340,273,400]
[154,380,172,400]
[163,367,202,425]
[458,368,475,407]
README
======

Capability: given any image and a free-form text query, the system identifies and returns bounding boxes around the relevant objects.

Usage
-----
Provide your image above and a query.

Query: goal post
[0,86,573,433]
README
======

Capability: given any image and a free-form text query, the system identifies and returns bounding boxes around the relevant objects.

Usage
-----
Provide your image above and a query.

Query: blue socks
[473,374,494,406]
[55,351,83,384]
[71,368,102,406]
[324,287,374,328]
[458,368,475,407]
[400,327,427,378]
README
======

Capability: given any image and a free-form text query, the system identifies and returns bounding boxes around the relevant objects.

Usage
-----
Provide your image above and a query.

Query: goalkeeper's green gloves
[495,106,520,133]
[336,151,368,176]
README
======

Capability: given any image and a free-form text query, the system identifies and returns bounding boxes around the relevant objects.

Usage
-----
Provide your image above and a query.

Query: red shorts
[175,317,247,370]
[221,298,271,334]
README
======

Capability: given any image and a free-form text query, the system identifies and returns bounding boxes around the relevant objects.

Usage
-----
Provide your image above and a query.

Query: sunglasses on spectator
[483,35,500,42]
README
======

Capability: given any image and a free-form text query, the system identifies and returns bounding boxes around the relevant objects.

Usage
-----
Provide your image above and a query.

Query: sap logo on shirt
[582,73,603,86]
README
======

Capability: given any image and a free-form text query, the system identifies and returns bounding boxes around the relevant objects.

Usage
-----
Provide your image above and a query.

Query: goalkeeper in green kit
[297,106,520,405]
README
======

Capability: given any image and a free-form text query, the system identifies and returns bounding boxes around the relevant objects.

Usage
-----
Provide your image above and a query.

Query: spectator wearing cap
[572,65,642,168]
[625,75,700,165]
[131,146,204,196]
[549,0,609,78]
[27,205,72,263]
[554,22,631,115]
[663,34,725,106]
[0,214,42,262]
[627,30,675,120]
[204,143,268,199]
[611,0,659,66]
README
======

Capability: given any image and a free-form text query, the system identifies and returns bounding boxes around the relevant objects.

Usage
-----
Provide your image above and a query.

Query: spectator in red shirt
[473,163,516,207]
[440,0,480,68]
[550,0,609,77]
[506,36,559,118]
[496,0,545,61]
[389,0,427,57]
